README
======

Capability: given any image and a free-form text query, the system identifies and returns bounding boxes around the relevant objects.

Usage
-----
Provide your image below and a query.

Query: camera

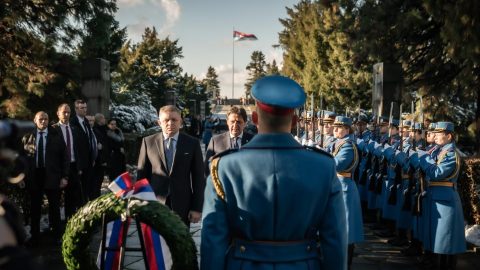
[0,119,35,184]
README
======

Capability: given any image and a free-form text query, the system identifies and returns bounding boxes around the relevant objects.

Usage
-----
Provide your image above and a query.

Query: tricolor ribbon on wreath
[96,172,173,270]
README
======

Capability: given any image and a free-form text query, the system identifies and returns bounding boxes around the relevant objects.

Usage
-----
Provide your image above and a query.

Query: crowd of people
[0,75,469,270]
[17,100,126,246]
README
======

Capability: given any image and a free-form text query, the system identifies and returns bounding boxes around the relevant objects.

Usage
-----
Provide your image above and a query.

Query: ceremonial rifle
[377,102,394,195]
[319,93,324,147]
[411,100,417,151]
[311,93,315,144]
[296,108,300,138]
[415,96,427,216]
[388,103,403,205]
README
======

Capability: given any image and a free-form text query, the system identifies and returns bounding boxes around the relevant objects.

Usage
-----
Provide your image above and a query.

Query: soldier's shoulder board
[304,146,333,158]
[211,148,239,160]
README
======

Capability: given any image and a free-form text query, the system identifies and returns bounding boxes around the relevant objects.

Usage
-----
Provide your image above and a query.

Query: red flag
[233,30,258,41]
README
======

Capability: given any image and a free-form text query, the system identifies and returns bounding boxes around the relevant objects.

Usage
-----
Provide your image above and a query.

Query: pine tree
[266,60,281,75]
[245,51,267,98]
[77,11,127,72]
[113,27,183,109]
[202,66,221,100]
[0,0,118,118]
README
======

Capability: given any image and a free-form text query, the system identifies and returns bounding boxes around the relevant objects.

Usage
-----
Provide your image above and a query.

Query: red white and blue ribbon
[97,172,173,270]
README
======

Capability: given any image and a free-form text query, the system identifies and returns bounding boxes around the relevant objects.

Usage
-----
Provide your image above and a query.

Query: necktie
[65,125,71,162]
[232,137,239,149]
[165,138,175,171]
[82,120,89,137]
[38,131,45,168]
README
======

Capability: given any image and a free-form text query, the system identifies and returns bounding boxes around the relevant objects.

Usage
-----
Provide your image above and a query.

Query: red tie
[66,125,72,161]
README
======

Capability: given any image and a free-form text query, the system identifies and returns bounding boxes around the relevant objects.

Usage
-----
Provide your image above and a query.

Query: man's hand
[188,211,202,223]
[59,178,68,189]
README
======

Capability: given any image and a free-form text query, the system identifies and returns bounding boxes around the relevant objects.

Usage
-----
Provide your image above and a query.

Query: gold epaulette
[436,149,461,181]
[210,157,225,201]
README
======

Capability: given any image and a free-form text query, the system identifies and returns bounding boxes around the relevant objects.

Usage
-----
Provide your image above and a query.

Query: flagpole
[232,27,235,100]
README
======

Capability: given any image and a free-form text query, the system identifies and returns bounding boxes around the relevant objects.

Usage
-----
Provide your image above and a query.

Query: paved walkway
[26,218,479,269]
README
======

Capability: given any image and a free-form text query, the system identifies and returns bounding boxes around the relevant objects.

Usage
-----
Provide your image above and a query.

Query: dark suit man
[137,105,205,226]
[52,103,87,220]
[91,113,109,199]
[69,99,97,202]
[21,111,69,243]
[204,106,254,176]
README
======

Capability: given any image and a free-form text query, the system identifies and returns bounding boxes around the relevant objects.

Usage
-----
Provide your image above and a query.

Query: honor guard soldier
[319,111,337,149]
[412,122,466,269]
[201,75,348,270]
[330,116,364,269]
[355,113,372,206]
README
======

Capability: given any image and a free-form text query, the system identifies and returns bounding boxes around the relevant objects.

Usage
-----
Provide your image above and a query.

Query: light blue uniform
[356,130,372,202]
[394,146,413,230]
[331,135,364,244]
[201,75,347,270]
[418,142,466,254]
[380,138,401,221]
[201,134,348,270]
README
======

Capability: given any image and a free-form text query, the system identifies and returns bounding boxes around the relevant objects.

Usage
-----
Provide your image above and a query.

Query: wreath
[62,192,198,270]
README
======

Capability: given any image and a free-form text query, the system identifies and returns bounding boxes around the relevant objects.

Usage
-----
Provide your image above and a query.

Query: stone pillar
[372,63,403,118]
[81,58,110,117]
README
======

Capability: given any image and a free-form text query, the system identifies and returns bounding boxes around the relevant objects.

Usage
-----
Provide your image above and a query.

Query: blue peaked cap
[332,116,352,127]
[357,113,369,123]
[390,119,400,127]
[433,122,454,133]
[251,75,306,109]
[412,122,422,130]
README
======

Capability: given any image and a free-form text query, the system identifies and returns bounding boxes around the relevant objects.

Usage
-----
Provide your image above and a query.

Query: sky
[115,0,299,99]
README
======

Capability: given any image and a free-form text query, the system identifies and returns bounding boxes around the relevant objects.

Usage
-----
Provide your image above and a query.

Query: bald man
[21,111,69,244]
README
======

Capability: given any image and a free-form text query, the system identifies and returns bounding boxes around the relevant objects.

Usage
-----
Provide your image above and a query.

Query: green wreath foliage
[62,193,198,270]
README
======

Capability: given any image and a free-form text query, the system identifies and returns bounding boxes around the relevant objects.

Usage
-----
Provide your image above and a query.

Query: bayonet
[319,93,324,147]
[388,102,394,139]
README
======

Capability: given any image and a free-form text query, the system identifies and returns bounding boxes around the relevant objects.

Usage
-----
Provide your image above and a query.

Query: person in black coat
[106,119,126,181]
[52,103,87,220]
[137,105,205,226]
[91,113,109,199]
[204,106,254,176]
[21,111,69,243]
[69,99,97,202]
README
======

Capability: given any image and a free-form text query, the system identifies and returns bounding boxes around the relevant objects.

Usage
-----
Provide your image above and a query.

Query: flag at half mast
[233,30,258,41]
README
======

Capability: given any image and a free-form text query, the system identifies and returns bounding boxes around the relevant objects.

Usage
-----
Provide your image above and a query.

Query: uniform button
[306,245,312,251]
[240,246,246,253]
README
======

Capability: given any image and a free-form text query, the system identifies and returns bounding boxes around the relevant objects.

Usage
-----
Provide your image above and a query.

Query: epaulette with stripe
[303,145,334,158]
[209,149,238,202]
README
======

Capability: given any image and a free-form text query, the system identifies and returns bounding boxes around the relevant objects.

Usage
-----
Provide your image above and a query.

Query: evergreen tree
[0,0,117,118]
[266,60,281,75]
[245,51,267,98]
[202,66,221,100]
[113,27,183,109]
[77,11,127,72]
[279,1,331,105]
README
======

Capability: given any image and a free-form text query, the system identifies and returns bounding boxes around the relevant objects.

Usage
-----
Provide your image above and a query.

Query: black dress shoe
[391,237,409,246]
[402,243,423,256]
